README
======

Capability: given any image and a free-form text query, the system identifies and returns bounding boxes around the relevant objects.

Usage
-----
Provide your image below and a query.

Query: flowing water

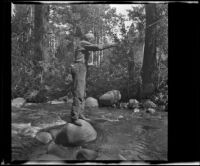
[11,103,167,161]
[83,107,167,161]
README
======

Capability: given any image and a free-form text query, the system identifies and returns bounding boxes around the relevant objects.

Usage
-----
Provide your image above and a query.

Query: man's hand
[111,42,118,47]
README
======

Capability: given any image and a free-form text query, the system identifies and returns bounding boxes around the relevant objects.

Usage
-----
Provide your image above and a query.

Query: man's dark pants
[70,62,87,121]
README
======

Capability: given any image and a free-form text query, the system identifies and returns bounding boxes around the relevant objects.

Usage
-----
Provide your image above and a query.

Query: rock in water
[12,97,26,108]
[128,99,139,109]
[55,119,97,147]
[99,90,121,107]
[85,97,99,108]
[35,131,52,144]
[76,148,98,160]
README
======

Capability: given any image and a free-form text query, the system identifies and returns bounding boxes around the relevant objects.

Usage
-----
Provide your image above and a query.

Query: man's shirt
[74,40,103,63]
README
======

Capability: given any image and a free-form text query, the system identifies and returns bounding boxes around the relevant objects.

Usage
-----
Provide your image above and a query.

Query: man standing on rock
[70,31,117,126]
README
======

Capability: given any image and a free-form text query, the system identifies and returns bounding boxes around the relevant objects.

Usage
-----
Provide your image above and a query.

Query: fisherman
[70,31,117,126]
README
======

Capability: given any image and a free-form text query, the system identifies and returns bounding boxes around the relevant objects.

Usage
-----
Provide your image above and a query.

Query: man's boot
[71,118,82,126]
[79,114,91,122]
[71,102,82,126]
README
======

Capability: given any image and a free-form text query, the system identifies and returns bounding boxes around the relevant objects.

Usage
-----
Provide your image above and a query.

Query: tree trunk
[141,4,157,98]
[28,5,34,58]
[33,4,43,78]
[42,5,50,63]
[27,5,33,41]
[34,5,43,63]
[33,4,49,83]
[128,58,135,99]
[128,46,135,98]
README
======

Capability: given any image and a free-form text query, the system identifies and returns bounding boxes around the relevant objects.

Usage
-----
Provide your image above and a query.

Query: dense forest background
[11,3,168,104]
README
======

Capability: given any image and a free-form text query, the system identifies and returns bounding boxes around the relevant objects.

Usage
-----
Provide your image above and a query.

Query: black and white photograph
[10,2,169,164]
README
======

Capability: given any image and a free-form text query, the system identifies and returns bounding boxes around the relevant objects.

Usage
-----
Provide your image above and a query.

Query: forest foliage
[11,3,168,102]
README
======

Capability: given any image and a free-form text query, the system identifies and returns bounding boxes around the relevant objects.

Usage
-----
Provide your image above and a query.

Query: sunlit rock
[12,97,26,108]
[85,97,99,108]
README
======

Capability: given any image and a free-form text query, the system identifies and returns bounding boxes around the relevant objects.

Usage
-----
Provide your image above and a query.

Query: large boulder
[85,97,98,108]
[99,90,121,107]
[12,97,26,108]
[55,119,97,147]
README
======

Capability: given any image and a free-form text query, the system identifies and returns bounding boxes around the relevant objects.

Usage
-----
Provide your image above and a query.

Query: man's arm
[100,43,118,50]
[81,41,117,51]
